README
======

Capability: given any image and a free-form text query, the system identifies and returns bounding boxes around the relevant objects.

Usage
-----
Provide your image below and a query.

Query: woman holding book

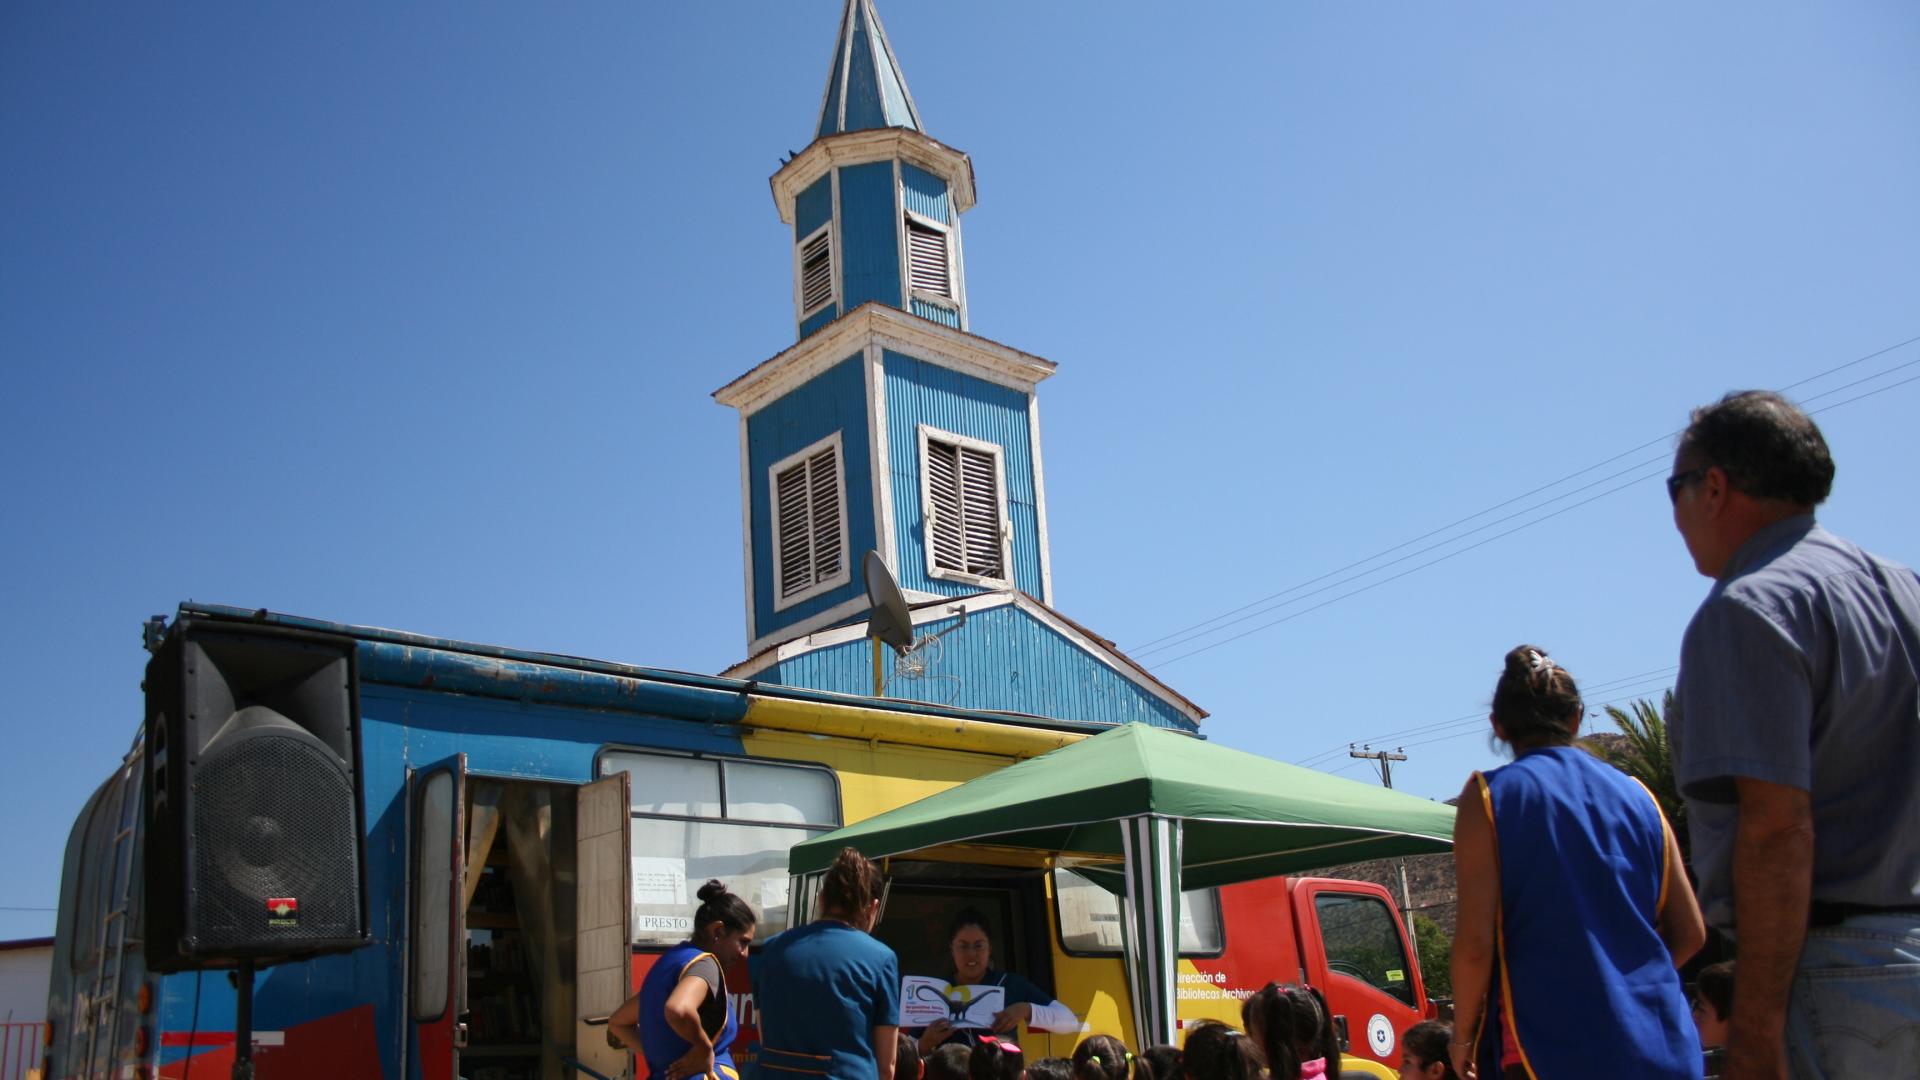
[913,907,1080,1054]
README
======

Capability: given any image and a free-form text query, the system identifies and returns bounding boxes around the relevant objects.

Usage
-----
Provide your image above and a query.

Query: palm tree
[1582,690,1689,862]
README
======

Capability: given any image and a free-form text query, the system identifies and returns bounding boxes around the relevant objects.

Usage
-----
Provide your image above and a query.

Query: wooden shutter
[925,439,965,573]
[800,229,833,314]
[924,434,1004,579]
[959,445,1003,578]
[774,441,844,600]
[906,217,951,298]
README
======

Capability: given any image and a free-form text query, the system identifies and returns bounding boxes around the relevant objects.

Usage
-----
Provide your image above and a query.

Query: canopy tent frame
[786,723,1453,1046]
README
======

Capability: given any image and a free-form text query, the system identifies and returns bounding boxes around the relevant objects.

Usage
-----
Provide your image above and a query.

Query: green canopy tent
[786,723,1454,1047]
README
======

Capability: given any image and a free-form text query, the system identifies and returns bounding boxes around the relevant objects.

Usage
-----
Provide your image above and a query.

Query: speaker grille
[190,732,361,949]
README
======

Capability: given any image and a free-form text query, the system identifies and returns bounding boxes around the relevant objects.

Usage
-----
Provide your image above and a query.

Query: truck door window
[600,750,840,946]
[1052,869,1222,956]
[1313,893,1415,1006]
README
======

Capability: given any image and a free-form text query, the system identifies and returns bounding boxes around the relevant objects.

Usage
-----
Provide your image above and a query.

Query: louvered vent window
[906,216,952,299]
[923,432,1005,581]
[799,227,834,316]
[770,437,846,604]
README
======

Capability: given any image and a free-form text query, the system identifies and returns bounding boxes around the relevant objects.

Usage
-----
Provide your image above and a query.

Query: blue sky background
[3,2,1916,940]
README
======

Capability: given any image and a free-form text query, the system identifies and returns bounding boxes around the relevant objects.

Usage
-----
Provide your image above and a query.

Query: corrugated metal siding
[796,176,833,240]
[900,163,950,224]
[884,350,1042,597]
[800,306,838,339]
[838,162,901,311]
[748,354,875,639]
[761,604,1195,730]
[842,9,888,132]
[816,32,845,139]
[911,299,961,328]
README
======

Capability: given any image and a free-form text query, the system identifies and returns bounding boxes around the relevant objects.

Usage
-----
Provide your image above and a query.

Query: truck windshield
[1313,892,1416,1006]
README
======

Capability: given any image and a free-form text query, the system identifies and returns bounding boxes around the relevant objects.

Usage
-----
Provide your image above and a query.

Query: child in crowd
[1396,1021,1457,1080]
[1179,1021,1262,1080]
[1026,1057,1072,1080]
[1242,982,1340,1080]
[1140,1044,1183,1080]
[1072,1034,1151,1080]
[927,1043,973,1080]
[897,1030,925,1080]
[1692,961,1734,1049]
[971,1036,1024,1080]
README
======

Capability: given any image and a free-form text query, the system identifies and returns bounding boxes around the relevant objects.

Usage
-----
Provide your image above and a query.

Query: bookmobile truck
[44,604,1432,1080]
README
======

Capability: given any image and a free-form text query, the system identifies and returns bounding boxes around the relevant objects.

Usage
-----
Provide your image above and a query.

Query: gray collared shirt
[1673,514,1920,931]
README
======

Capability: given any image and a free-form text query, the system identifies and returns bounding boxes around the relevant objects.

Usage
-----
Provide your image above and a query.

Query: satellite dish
[863,551,915,654]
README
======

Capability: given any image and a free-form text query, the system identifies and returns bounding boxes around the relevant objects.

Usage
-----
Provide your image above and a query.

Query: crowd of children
[888,981,1468,1080]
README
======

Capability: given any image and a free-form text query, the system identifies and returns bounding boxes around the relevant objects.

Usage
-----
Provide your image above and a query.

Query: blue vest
[1473,747,1700,1079]
[638,942,739,1080]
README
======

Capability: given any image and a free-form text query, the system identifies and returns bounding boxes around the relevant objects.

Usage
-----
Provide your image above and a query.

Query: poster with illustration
[898,976,1006,1029]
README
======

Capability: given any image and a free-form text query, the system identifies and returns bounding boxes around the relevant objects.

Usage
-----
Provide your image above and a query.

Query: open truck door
[408,755,467,1080]
[575,771,633,1080]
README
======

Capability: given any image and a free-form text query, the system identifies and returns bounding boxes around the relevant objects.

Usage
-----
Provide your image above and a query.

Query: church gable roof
[721,589,1207,730]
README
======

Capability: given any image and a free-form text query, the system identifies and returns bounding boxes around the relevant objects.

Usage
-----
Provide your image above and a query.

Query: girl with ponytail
[610,880,757,1080]
[1241,982,1339,1080]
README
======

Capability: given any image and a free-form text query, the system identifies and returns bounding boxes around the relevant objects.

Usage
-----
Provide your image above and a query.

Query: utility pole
[1349,745,1418,952]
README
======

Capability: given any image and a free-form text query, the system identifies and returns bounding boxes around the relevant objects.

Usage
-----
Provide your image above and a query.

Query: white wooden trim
[862,0,922,130]
[836,1,855,134]
[1029,393,1054,605]
[715,304,1054,415]
[794,220,835,326]
[741,593,874,662]
[723,591,1019,678]
[813,0,853,139]
[738,414,757,646]
[867,342,896,569]
[723,590,1206,725]
[893,159,910,318]
[830,168,843,317]
[949,190,969,332]
[771,128,975,224]
[768,431,853,613]
[917,423,1014,589]
[1008,594,1205,723]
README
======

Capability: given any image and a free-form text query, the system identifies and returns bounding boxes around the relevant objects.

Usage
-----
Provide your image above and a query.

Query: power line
[0,906,55,912]
[1133,452,1671,659]
[1121,332,1920,661]
[1148,465,1666,667]
[1135,344,1920,668]
[1290,664,1681,764]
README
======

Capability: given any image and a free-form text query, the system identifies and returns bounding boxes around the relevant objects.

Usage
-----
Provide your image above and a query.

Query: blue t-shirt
[1673,516,1920,929]
[749,921,901,1080]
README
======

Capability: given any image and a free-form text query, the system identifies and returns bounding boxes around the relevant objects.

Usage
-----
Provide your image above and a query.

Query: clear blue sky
[3,2,1916,940]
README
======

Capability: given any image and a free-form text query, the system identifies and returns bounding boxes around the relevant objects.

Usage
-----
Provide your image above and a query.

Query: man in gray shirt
[1669,390,1920,1080]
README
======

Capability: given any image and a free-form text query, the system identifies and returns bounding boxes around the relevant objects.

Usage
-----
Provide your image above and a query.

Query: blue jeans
[1785,913,1920,1079]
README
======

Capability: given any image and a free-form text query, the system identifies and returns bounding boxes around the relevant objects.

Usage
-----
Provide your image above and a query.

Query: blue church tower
[715,0,1202,732]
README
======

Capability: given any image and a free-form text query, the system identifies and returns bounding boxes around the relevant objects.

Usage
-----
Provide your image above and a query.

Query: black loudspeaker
[143,619,368,971]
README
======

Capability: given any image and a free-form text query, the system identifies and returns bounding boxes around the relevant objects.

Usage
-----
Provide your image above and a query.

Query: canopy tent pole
[1118,815,1182,1048]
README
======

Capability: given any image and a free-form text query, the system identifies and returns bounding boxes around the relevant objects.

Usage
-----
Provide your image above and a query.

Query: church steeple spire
[816,0,923,138]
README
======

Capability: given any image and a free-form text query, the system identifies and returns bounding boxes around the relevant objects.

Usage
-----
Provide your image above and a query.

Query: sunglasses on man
[1666,466,1709,504]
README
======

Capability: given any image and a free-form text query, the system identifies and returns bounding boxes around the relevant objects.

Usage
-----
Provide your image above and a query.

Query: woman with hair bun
[609,879,757,1080]
[1449,646,1705,1079]
[750,847,902,1079]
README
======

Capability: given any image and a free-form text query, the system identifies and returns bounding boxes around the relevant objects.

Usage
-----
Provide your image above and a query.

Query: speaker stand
[230,961,257,1080]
